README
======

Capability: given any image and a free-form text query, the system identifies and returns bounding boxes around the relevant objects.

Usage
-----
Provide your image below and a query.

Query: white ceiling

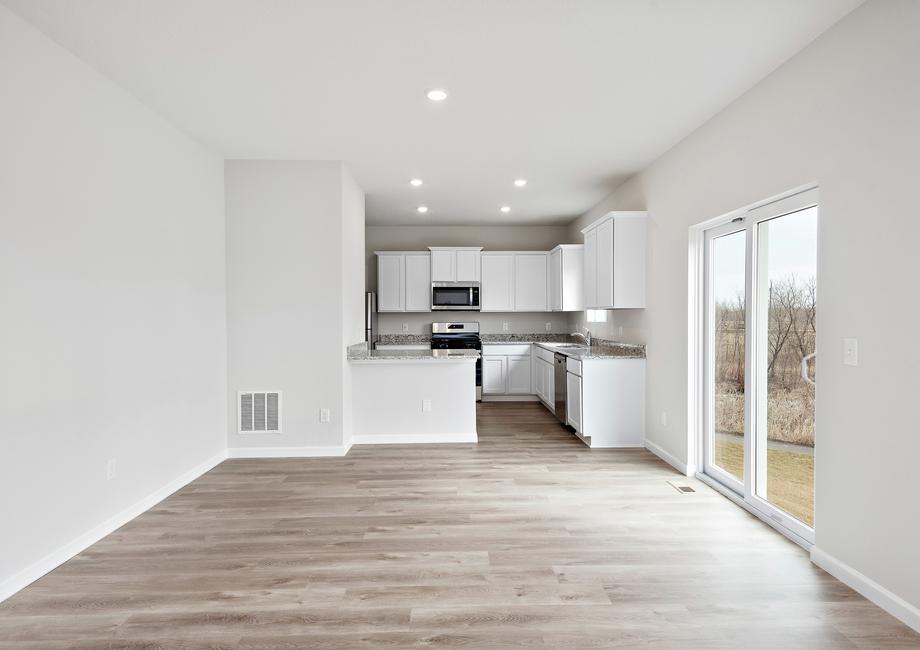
[3,0,862,226]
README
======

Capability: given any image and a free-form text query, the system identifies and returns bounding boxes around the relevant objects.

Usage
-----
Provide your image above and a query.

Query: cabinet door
[596,218,615,308]
[480,254,514,311]
[549,249,562,311]
[507,354,532,394]
[566,372,582,432]
[455,250,481,282]
[534,357,544,400]
[513,253,548,312]
[612,215,647,308]
[583,228,598,308]
[404,253,431,311]
[377,254,404,311]
[482,356,507,394]
[431,250,456,282]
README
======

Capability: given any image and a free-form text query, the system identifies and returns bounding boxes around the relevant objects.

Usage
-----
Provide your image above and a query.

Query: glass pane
[755,207,817,526]
[711,230,747,482]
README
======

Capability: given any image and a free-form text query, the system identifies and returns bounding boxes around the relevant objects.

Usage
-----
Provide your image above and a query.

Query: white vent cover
[239,392,281,433]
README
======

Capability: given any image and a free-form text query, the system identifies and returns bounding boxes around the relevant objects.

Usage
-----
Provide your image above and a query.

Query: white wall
[367,224,575,335]
[0,5,227,597]
[570,0,920,615]
[225,161,364,453]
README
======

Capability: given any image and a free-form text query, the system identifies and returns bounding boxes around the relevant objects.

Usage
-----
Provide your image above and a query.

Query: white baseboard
[645,439,692,476]
[588,441,646,449]
[352,432,478,445]
[811,547,920,633]
[482,395,539,402]
[227,445,351,458]
[0,449,227,604]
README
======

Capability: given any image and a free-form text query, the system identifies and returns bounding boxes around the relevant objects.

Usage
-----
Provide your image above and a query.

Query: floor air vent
[239,392,281,433]
[667,481,696,494]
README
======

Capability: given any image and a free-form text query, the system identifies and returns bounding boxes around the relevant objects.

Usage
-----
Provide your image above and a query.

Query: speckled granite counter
[480,334,645,359]
[348,344,478,362]
[377,334,431,345]
[533,341,646,360]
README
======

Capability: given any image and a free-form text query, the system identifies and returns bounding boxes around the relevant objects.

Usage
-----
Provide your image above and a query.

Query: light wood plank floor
[2,402,917,648]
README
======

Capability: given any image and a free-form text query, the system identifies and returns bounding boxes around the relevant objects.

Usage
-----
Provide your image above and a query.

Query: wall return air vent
[239,392,281,433]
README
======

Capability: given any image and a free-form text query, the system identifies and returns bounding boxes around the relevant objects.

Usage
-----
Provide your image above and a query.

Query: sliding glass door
[703,188,817,541]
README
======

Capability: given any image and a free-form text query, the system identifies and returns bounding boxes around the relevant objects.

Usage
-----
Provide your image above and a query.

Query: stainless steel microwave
[431,282,480,311]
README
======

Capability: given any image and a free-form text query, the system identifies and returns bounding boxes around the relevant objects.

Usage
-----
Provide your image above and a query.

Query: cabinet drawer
[482,344,531,356]
[534,345,556,364]
[566,357,582,376]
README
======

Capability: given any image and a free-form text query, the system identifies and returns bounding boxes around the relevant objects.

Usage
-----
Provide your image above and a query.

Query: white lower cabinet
[566,371,582,432]
[535,356,555,410]
[482,356,507,395]
[507,354,532,394]
[482,344,532,395]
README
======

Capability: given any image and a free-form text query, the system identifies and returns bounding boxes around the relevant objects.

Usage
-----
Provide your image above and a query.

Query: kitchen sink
[546,343,587,349]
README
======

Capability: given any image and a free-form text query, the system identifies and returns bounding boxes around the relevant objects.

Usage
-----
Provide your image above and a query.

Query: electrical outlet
[545,322,552,331]
[660,412,668,427]
[319,408,331,423]
[401,323,409,333]
[843,338,858,366]
[502,322,509,332]
[422,399,432,412]
[106,458,117,481]
[618,325,624,338]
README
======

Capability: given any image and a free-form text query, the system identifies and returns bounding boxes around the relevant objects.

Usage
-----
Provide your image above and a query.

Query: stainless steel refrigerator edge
[365,292,378,348]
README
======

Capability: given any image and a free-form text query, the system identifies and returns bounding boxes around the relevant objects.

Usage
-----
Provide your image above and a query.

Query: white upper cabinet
[376,253,404,312]
[429,247,482,282]
[513,253,548,312]
[375,251,430,312]
[455,250,481,282]
[480,253,514,311]
[481,251,550,312]
[548,244,584,312]
[404,253,431,311]
[581,212,647,309]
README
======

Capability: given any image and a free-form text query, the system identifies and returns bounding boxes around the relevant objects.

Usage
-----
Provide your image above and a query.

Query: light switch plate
[401,323,409,333]
[502,322,509,332]
[843,338,858,366]
[545,322,552,332]
[422,399,432,412]
[320,408,331,423]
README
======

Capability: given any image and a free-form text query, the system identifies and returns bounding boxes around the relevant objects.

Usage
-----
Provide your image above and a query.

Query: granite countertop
[480,334,645,359]
[377,334,431,345]
[534,341,646,360]
[348,344,479,362]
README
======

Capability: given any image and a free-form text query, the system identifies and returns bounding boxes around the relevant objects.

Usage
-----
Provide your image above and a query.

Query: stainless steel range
[431,322,482,401]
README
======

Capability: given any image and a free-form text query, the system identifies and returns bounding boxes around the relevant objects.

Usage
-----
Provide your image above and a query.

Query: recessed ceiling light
[500,206,511,213]
[410,178,423,187]
[426,89,448,102]
[514,179,528,187]
[417,205,429,214]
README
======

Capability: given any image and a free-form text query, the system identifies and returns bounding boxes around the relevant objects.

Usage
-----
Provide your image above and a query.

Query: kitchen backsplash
[377,312,571,336]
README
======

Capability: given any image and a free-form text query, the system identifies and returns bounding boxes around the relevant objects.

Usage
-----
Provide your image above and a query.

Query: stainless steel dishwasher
[553,353,568,425]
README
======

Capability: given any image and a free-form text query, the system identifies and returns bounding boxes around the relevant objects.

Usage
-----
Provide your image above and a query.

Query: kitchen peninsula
[347,343,479,445]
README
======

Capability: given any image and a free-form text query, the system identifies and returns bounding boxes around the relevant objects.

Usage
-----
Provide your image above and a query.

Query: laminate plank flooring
[1,402,917,648]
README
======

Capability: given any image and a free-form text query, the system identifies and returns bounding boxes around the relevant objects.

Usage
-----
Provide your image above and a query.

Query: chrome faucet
[571,327,592,347]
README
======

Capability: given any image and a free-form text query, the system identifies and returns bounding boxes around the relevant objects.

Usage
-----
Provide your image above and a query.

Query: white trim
[810,547,920,634]
[351,432,478,445]
[0,449,227,604]
[481,394,539,402]
[227,445,351,458]
[645,439,693,476]
[696,472,812,551]
[587,442,646,449]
